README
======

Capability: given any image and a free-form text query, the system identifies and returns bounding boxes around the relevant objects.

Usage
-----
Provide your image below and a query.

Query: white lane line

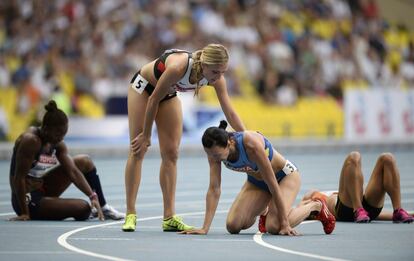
[57,220,139,261]
[253,221,351,261]
[57,210,228,261]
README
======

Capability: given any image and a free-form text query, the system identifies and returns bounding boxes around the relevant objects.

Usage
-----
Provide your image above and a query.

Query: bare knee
[378,153,395,166]
[346,151,361,166]
[74,200,91,221]
[226,221,242,234]
[267,224,281,235]
[73,155,95,173]
[160,147,179,165]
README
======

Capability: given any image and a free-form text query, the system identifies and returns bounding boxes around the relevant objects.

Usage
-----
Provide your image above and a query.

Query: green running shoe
[122,214,137,232]
[162,215,193,232]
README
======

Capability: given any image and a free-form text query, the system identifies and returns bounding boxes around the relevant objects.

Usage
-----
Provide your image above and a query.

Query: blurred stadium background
[0,0,413,159]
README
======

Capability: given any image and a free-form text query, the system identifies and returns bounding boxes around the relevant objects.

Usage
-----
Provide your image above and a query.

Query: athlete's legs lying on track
[124,87,148,215]
[300,190,338,216]
[337,151,364,211]
[226,181,270,234]
[290,199,324,226]
[363,153,414,223]
[358,153,413,223]
[155,97,182,219]
[376,210,414,220]
[364,153,400,212]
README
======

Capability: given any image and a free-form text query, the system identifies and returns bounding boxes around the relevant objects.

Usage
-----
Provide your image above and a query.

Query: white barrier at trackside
[345,88,414,143]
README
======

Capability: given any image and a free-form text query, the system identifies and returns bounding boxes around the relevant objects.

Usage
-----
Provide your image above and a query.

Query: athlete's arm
[10,134,39,221]
[131,54,187,157]
[244,132,297,236]
[181,156,222,235]
[55,142,104,220]
[212,77,245,132]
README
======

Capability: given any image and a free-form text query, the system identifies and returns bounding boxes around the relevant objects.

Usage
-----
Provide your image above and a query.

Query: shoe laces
[167,215,189,229]
[125,214,136,223]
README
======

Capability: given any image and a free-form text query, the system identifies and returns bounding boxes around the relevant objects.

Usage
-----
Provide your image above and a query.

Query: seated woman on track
[181,120,336,235]
[302,151,413,223]
[9,100,124,221]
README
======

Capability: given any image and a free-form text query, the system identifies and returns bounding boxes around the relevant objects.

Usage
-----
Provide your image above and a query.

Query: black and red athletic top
[153,49,209,92]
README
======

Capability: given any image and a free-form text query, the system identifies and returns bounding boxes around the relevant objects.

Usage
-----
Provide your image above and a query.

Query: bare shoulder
[18,130,41,147]
[165,52,189,74]
[242,131,264,151]
[15,130,41,156]
[55,141,68,156]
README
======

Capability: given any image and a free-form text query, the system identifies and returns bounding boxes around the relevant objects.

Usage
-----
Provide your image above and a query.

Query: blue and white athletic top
[223,132,274,172]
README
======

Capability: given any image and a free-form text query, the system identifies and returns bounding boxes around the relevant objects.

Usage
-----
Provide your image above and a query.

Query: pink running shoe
[354,207,370,223]
[314,199,336,234]
[392,208,414,223]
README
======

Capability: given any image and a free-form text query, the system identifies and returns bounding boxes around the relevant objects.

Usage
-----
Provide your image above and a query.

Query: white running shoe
[91,204,125,220]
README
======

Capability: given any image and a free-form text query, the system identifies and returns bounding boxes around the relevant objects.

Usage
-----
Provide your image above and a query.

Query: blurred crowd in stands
[0,0,413,128]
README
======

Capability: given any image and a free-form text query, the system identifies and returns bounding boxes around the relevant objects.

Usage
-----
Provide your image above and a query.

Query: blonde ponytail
[192,50,203,97]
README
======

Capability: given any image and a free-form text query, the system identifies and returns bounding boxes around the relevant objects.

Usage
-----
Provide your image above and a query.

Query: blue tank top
[223,132,274,172]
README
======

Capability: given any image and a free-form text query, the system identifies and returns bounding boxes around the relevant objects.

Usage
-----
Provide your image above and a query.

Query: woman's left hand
[91,198,104,221]
[131,133,151,157]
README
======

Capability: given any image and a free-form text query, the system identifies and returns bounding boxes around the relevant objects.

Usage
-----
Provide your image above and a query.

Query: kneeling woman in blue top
[181,121,335,235]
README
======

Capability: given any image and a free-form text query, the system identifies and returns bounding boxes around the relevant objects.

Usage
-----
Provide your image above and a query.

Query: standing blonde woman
[123,44,245,232]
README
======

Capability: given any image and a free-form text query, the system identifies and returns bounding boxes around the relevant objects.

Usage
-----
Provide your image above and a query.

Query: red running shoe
[314,199,336,234]
[258,214,267,233]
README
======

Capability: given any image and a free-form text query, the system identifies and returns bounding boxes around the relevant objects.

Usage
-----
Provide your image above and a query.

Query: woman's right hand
[131,133,151,157]
[279,223,300,236]
[9,214,30,221]
[90,198,104,221]
[178,228,207,235]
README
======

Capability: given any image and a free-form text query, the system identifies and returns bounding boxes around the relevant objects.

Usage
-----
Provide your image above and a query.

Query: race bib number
[131,74,148,94]
[282,160,297,175]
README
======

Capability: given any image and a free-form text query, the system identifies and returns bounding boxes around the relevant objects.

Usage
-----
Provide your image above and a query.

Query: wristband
[89,192,98,201]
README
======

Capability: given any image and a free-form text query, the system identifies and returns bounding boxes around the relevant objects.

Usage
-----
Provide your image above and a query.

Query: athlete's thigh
[280,171,301,207]
[337,156,354,206]
[268,171,301,213]
[228,181,271,221]
[36,197,89,220]
[155,97,182,154]
[42,166,71,197]
[128,86,149,141]
[364,159,386,207]
[267,172,301,220]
